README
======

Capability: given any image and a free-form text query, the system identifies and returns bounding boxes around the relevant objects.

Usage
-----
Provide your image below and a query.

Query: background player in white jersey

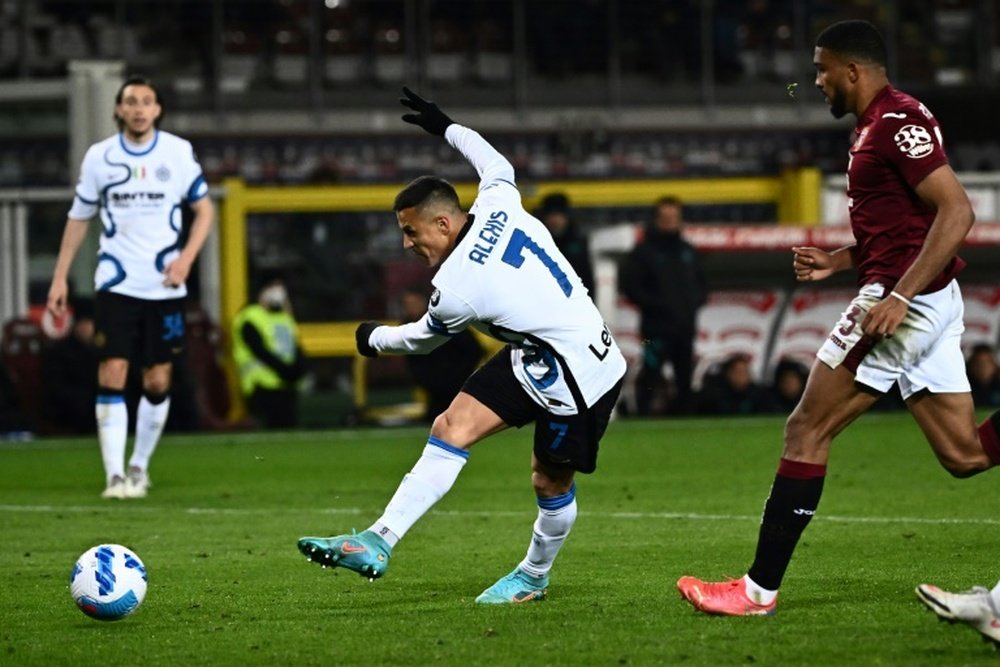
[46,76,214,499]
[299,88,626,604]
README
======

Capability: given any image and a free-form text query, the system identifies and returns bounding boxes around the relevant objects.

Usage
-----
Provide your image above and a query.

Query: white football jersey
[68,130,208,300]
[369,124,626,415]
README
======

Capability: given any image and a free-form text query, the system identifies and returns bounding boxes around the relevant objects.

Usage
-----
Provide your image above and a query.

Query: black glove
[400,86,454,137]
[355,321,382,358]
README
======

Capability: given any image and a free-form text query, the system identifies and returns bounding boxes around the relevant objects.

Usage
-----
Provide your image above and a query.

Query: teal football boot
[297,530,392,581]
[475,567,549,604]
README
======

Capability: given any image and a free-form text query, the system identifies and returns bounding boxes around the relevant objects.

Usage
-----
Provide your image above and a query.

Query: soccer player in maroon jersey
[677,19,1000,616]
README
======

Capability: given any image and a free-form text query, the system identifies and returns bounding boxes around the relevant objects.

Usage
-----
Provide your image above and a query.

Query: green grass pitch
[2,413,998,666]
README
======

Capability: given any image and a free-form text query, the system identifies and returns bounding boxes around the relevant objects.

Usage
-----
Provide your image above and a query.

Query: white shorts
[816,280,970,399]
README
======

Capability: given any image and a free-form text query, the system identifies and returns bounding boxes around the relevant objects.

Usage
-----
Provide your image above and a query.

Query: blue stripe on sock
[538,482,576,510]
[427,436,470,460]
[96,394,125,405]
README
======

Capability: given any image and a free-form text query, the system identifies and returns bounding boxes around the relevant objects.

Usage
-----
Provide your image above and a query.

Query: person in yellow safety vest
[232,274,306,428]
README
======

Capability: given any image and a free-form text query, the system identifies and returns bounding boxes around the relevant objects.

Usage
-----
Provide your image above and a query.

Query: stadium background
[2,0,1000,429]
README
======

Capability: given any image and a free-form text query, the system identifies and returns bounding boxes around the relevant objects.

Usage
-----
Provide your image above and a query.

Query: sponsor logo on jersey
[109,192,166,205]
[430,289,441,307]
[881,112,906,119]
[894,124,934,159]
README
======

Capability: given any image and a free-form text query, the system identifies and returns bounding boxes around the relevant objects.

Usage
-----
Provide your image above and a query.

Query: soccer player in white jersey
[299,88,626,604]
[46,76,214,499]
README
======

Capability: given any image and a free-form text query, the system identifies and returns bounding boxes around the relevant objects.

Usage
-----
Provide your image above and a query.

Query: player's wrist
[355,321,382,358]
[888,290,912,307]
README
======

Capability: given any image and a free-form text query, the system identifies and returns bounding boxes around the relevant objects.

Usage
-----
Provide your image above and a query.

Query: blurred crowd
[0,299,229,439]
[6,301,998,439]
[5,191,1000,438]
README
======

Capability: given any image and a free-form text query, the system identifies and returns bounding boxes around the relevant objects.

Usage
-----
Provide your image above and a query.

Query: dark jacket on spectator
[619,228,707,338]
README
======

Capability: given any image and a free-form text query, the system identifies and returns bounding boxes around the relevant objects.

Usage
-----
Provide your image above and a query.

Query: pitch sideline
[1,503,998,526]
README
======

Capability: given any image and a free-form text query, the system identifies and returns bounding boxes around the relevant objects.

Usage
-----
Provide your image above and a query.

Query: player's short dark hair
[393,176,461,213]
[815,20,887,67]
[114,75,163,130]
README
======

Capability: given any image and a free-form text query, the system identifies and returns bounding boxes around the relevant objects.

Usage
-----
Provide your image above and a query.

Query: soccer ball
[69,544,148,621]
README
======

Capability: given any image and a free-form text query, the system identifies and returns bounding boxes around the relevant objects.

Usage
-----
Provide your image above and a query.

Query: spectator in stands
[537,193,595,297]
[400,286,484,422]
[967,344,1000,408]
[765,358,809,414]
[697,354,770,415]
[0,358,33,439]
[619,196,706,415]
[42,298,98,434]
[232,272,307,429]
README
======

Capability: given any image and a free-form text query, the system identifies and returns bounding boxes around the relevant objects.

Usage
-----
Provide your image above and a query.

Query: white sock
[368,437,469,545]
[517,485,578,578]
[743,574,778,605]
[129,395,170,472]
[96,394,128,483]
[989,580,1000,614]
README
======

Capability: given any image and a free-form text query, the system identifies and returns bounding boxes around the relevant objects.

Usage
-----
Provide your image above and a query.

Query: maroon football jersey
[846,85,965,293]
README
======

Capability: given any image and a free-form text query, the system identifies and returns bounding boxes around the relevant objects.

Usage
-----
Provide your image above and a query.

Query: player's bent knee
[531,469,573,497]
[429,410,472,447]
[940,457,989,479]
[98,359,129,388]
[936,444,992,478]
[783,411,821,452]
[143,378,170,395]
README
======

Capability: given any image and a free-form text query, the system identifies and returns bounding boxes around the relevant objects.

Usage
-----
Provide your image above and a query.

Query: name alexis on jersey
[468,210,509,265]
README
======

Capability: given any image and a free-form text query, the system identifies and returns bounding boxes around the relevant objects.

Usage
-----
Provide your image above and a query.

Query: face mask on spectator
[260,284,288,310]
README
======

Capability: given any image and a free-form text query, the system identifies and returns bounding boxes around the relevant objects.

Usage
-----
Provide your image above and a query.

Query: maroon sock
[978,410,1000,466]
[746,457,827,591]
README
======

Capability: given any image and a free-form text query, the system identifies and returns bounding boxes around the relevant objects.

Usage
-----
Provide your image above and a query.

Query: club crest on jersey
[894,124,934,159]
[155,165,171,182]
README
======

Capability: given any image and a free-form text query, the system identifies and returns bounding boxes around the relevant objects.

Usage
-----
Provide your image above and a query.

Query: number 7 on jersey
[501,228,573,297]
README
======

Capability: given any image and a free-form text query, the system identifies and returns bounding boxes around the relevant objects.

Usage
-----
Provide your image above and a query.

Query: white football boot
[100,475,127,500]
[124,467,151,499]
[916,583,1000,648]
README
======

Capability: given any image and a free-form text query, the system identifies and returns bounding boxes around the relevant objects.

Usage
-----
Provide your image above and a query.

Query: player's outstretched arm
[355,319,451,358]
[400,86,454,137]
[399,86,514,188]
